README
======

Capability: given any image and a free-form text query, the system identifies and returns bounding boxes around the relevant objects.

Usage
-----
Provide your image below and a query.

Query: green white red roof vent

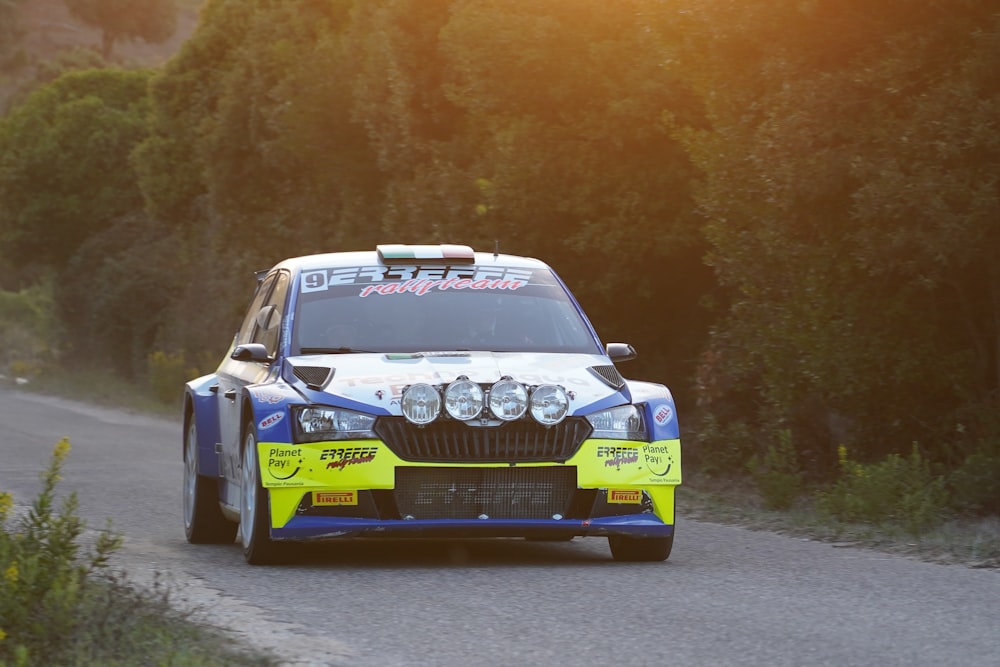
[376,244,476,264]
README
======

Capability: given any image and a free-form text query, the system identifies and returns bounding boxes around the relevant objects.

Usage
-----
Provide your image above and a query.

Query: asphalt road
[1,387,998,667]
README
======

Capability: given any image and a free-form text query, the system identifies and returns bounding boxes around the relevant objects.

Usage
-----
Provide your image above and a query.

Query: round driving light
[444,379,484,420]
[401,383,441,425]
[530,384,569,425]
[488,379,528,421]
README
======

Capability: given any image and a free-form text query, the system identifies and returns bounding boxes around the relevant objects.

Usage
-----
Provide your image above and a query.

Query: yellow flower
[5,564,17,584]
[54,437,71,460]
[0,627,7,642]
[0,492,11,521]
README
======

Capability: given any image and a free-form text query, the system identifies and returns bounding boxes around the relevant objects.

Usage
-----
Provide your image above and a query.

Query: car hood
[285,351,629,416]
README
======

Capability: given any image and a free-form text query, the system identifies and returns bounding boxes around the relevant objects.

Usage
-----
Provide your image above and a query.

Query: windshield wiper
[299,347,374,354]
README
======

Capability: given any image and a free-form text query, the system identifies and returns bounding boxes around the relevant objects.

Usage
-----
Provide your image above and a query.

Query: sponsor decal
[258,411,284,430]
[313,491,358,506]
[256,393,283,405]
[358,277,526,298]
[596,445,640,471]
[320,446,378,471]
[266,447,303,480]
[653,404,673,426]
[301,266,534,294]
[643,443,675,477]
[607,489,643,504]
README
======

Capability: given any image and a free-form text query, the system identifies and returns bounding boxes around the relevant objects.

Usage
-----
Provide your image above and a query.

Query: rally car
[182,244,681,564]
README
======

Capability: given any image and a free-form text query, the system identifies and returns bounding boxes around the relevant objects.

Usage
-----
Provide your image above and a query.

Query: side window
[251,271,290,357]
[236,274,277,346]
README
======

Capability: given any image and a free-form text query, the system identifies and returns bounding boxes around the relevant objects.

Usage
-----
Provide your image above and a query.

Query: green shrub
[692,414,759,475]
[0,439,123,665]
[747,429,802,510]
[147,350,198,405]
[0,281,58,377]
[0,440,276,666]
[817,443,949,535]
[949,439,1000,516]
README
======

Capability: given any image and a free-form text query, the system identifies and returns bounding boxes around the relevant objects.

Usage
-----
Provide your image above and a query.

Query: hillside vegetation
[0,0,997,532]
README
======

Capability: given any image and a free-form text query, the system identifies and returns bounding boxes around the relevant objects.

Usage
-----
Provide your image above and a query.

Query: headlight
[294,406,377,443]
[489,378,528,421]
[586,405,647,441]
[401,383,441,425]
[444,378,484,421]
[530,384,568,426]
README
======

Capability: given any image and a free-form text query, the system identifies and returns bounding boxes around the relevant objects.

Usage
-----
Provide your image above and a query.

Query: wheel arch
[184,374,224,477]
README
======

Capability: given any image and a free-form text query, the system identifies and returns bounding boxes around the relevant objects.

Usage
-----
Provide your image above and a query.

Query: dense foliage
[0,0,997,510]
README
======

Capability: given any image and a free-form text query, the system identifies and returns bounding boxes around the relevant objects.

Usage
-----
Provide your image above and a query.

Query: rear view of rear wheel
[184,416,238,544]
[608,533,673,562]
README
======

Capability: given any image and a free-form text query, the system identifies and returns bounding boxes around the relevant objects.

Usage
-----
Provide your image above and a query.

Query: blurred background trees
[63,0,178,59]
[0,0,997,511]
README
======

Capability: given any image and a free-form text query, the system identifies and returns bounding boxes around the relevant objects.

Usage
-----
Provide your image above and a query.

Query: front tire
[184,416,237,544]
[240,422,282,565]
[608,533,674,562]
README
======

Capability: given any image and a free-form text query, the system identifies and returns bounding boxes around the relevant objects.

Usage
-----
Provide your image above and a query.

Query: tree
[0,68,153,267]
[346,0,711,381]
[63,0,177,60]
[668,0,1000,472]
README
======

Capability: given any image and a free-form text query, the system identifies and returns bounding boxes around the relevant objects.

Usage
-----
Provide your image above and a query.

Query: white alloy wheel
[183,415,237,544]
[240,423,281,564]
[240,428,259,548]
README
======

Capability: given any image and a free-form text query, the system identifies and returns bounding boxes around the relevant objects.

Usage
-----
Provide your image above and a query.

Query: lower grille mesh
[394,467,577,520]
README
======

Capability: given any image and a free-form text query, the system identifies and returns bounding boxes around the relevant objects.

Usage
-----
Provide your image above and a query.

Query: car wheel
[608,533,674,562]
[240,421,282,565]
[184,416,237,544]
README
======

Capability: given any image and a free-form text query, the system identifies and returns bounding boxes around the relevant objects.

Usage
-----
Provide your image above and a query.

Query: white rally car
[183,244,681,564]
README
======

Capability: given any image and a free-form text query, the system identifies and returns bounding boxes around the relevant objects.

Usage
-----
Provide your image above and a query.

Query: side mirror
[231,343,272,363]
[606,342,637,362]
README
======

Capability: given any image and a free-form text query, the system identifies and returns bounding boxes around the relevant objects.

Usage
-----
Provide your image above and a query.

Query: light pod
[401,383,441,425]
[489,378,528,421]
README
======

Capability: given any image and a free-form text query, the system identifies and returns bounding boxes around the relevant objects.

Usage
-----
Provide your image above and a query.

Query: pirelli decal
[313,491,358,506]
[607,489,643,504]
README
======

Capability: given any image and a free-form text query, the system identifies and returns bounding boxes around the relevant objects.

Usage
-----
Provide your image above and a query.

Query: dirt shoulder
[679,471,1000,570]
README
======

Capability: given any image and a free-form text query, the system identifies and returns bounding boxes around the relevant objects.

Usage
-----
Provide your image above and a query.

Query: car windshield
[291,264,602,355]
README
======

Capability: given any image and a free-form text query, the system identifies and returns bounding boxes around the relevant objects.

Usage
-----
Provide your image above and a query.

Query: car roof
[268,246,552,275]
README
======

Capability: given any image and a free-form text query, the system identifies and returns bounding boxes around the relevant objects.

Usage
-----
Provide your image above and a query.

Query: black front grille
[375,417,592,463]
[394,467,577,520]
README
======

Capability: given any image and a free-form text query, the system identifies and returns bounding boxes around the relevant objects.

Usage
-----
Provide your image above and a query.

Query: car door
[216,271,290,500]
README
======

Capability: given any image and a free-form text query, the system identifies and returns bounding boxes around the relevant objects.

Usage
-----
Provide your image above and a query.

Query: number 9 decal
[301,271,328,293]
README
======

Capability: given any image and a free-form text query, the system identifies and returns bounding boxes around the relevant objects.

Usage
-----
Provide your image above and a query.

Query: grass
[679,471,1000,569]
[14,364,182,418]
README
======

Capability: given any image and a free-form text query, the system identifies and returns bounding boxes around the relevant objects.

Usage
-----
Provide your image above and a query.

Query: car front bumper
[256,438,681,542]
